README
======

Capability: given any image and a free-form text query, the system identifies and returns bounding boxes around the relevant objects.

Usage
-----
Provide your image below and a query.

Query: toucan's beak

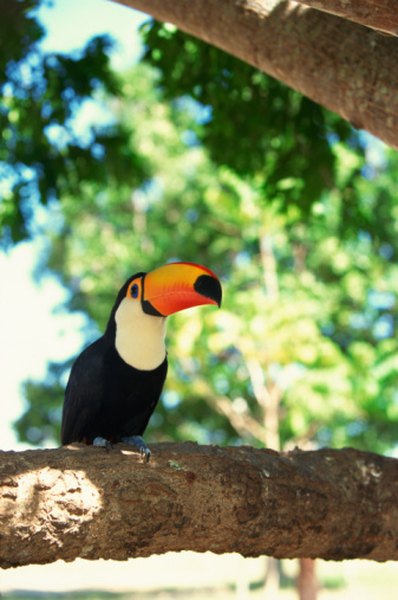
[142,261,222,317]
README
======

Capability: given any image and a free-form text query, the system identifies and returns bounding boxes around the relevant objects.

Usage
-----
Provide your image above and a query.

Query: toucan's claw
[121,435,151,463]
[93,436,113,452]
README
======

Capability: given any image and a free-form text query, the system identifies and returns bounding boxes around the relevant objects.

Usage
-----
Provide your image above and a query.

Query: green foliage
[0,0,146,246]
[9,15,398,455]
[140,22,357,214]
[15,361,65,445]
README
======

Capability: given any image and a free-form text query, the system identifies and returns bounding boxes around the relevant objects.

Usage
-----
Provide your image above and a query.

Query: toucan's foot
[121,435,151,463]
[93,436,113,452]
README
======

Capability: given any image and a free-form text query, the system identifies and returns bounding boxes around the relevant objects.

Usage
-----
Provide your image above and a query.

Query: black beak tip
[194,274,222,307]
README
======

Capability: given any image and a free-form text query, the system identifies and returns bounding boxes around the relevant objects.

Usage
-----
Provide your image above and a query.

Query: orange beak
[142,262,222,317]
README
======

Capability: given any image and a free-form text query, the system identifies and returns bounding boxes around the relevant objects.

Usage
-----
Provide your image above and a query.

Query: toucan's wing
[61,338,105,445]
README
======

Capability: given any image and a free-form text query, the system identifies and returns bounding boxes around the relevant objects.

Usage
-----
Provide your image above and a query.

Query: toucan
[61,261,222,460]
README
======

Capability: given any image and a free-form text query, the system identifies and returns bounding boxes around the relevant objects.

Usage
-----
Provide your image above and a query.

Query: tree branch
[113,0,398,150]
[294,0,398,37]
[1,443,397,568]
[209,392,269,443]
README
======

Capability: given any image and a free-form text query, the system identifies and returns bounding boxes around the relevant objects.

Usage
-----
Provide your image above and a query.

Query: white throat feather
[114,297,166,370]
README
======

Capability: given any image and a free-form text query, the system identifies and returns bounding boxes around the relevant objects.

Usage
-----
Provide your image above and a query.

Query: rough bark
[1,443,397,568]
[295,1,398,36]
[113,0,398,150]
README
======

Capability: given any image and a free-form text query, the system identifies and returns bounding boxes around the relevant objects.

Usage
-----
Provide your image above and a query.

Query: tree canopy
[0,0,144,246]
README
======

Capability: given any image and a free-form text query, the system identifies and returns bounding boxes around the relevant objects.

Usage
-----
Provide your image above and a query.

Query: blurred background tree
[2,4,398,598]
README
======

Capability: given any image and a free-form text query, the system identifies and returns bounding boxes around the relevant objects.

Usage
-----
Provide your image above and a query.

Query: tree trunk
[1,443,397,568]
[297,558,318,600]
[294,0,398,36]
[113,0,398,151]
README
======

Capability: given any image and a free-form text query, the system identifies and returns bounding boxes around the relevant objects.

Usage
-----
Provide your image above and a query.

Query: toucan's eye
[130,283,139,298]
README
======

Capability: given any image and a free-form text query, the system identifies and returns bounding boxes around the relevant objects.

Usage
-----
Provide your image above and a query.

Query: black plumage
[61,262,222,459]
[61,273,167,449]
[61,338,167,446]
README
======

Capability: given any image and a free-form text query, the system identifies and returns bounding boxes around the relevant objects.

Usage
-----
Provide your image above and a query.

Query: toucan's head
[122,261,222,317]
[111,262,222,370]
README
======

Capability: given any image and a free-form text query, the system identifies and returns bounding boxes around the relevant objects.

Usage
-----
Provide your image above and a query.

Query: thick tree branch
[113,0,398,150]
[295,1,398,37]
[1,443,397,568]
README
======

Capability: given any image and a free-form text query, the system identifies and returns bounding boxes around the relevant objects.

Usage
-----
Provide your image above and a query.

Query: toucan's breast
[114,297,167,370]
